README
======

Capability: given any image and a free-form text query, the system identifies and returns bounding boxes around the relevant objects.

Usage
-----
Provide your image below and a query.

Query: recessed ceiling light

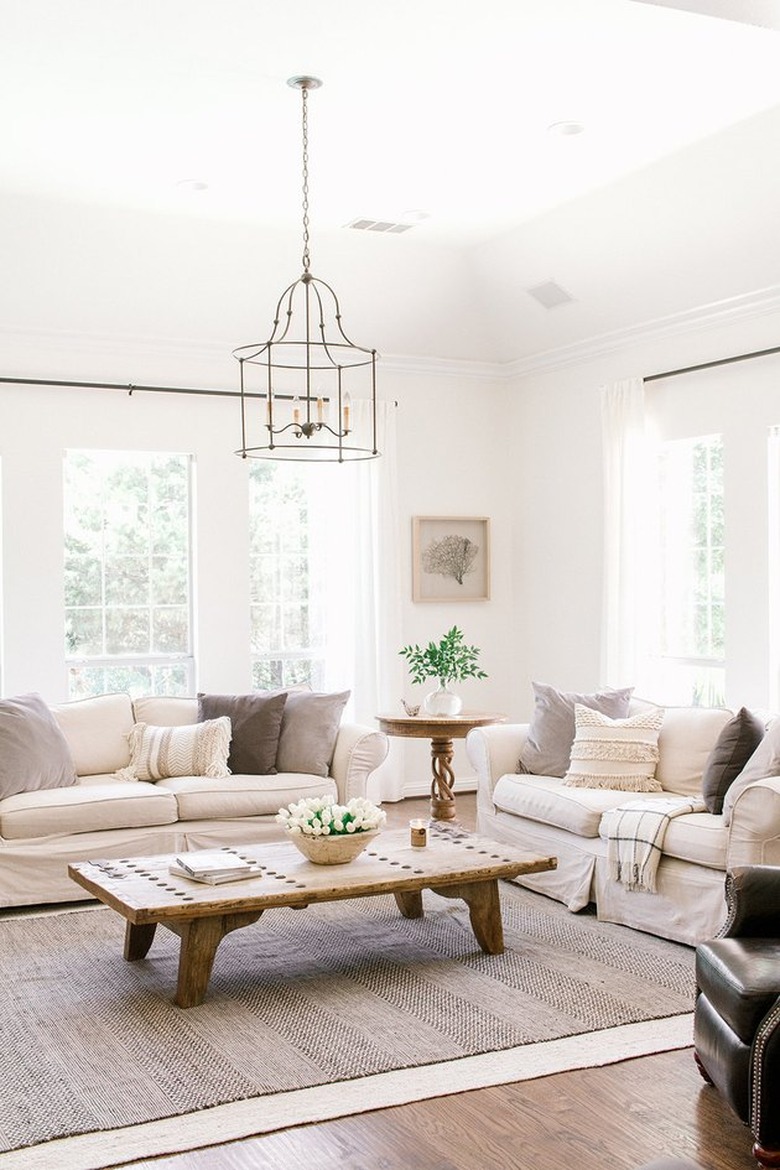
[175,179,209,192]
[547,121,586,137]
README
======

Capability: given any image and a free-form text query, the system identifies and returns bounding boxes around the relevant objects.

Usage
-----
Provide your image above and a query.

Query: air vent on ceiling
[526,280,575,310]
[346,218,414,234]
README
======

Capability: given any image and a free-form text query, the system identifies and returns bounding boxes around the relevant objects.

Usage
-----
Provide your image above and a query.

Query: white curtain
[600,377,651,688]
[349,398,404,726]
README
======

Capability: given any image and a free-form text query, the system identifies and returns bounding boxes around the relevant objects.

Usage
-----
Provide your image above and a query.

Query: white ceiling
[3,0,780,367]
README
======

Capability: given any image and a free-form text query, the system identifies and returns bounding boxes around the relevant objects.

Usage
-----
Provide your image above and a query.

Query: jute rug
[0,884,696,1170]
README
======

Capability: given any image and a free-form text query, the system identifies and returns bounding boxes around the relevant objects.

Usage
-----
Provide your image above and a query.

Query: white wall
[383,363,511,794]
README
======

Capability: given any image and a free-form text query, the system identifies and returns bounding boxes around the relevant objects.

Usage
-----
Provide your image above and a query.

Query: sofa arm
[330,723,389,804]
[718,865,780,937]
[727,777,780,870]
[466,724,530,799]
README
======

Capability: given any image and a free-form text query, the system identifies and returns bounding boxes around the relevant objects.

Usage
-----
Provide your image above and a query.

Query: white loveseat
[466,702,780,946]
[0,693,388,909]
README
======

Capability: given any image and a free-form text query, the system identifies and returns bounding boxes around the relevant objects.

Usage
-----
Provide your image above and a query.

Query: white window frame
[64,450,195,698]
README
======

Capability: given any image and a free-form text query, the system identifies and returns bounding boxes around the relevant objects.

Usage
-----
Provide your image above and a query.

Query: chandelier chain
[301,84,311,273]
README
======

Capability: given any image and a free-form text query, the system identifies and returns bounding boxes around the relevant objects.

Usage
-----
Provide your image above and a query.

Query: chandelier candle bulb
[293,397,301,426]
[410,819,428,848]
[317,396,324,423]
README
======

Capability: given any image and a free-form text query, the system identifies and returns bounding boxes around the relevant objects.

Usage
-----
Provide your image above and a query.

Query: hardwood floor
[117,796,753,1170]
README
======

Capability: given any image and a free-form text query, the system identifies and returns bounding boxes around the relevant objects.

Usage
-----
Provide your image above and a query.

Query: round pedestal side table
[376,712,506,822]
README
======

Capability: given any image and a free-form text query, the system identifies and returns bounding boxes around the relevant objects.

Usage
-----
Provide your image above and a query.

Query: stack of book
[169,850,262,886]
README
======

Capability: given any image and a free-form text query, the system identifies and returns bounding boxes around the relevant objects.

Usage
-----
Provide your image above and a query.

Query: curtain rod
[0,375,398,406]
[645,343,780,384]
[0,376,280,400]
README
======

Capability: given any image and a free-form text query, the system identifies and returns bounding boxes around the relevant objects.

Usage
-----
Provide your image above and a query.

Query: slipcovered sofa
[0,691,388,908]
[466,688,780,946]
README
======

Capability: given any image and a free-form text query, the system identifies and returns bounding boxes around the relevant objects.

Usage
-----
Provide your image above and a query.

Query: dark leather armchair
[694,865,780,1168]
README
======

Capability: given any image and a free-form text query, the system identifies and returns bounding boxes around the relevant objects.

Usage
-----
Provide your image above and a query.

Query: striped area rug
[0,884,695,1169]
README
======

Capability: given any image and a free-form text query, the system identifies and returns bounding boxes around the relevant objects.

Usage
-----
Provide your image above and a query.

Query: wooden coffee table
[69,830,556,1009]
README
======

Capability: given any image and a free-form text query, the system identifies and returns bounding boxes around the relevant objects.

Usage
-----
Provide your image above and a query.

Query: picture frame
[412,516,490,602]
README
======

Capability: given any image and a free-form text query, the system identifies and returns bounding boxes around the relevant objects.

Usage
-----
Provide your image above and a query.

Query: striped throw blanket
[606,796,706,892]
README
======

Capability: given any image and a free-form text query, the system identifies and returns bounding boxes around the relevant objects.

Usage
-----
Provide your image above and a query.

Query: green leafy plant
[399,626,487,688]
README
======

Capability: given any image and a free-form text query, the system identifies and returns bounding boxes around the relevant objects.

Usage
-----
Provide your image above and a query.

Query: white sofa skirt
[477,804,729,946]
[593,853,729,946]
[477,805,599,913]
[0,814,311,909]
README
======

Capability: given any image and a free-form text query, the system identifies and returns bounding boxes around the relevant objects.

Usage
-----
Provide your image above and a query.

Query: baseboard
[397,776,477,802]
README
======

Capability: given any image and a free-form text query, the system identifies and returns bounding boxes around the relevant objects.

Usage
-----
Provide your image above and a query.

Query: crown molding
[4,283,780,386]
[379,352,504,381]
[503,284,780,380]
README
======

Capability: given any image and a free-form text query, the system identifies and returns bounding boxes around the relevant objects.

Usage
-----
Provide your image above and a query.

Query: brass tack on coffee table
[69,830,555,1009]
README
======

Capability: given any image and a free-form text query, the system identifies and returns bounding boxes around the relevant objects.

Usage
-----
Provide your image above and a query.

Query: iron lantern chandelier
[233,76,379,462]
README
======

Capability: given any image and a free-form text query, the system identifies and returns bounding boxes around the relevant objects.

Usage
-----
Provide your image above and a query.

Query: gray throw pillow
[276,690,350,777]
[723,714,778,826]
[197,691,288,775]
[701,707,765,814]
[0,692,76,799]
[518,682,634,778]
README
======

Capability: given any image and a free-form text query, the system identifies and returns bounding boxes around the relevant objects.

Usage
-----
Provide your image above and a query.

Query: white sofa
[0,693,388,909]
[466,704,780,946]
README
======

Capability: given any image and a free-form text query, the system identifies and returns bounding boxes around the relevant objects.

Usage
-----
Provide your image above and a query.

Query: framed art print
[412,516,490,602]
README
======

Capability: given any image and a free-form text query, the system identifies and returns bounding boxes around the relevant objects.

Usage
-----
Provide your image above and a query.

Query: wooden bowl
[287,828,380,865]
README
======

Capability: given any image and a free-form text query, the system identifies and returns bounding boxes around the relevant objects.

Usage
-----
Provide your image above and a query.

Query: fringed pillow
[564,704,665,792]
[115,717,232,782]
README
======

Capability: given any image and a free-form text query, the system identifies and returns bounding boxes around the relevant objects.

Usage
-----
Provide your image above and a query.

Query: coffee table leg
[174,917,226,1008]
[431,879,505,954]
[394,889,424,918]
[168,911,264,1008]
[429,734,457,821]
[124,921,157,961]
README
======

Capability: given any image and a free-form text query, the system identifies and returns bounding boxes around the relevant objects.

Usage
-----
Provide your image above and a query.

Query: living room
[2,2,780,1168]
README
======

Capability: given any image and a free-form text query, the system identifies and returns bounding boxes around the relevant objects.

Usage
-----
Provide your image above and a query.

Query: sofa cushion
[157,773,339,821]
[518,682,633,778]
[564,705,664,792]
[118,718,232,781]
[132,695,198,727]
[597,807,727,869]
[661,812,728,870]
[701,707,766,814]
[197,691,288,775]
[492,772,648,838]
[50,692,135,776]
[0,781,178,839]
[276,690,350,777]
[0,692,76,798]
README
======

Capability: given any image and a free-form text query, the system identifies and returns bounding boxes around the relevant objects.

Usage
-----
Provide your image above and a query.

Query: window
[64,450,194,698]
[654,434,725,705]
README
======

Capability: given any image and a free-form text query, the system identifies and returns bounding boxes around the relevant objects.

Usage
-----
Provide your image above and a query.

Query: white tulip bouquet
[276,795,386,838]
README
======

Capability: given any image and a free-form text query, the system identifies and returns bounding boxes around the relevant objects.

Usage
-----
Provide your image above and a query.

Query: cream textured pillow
[116,717,232,782]
[564,704,665,792]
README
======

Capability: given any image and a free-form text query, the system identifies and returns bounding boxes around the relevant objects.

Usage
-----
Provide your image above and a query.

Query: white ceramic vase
[423,683,463,716]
